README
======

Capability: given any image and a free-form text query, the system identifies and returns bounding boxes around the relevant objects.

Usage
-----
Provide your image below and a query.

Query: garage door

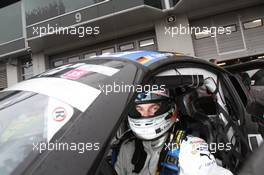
[49,31,157,68]
[191,5,264,61]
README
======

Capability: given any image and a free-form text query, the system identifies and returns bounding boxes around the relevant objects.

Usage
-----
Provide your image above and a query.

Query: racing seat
[179,87,250,173]
[179,89,216,143]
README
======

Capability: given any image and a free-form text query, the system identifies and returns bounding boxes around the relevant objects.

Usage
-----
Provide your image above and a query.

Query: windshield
[0,91,77,175]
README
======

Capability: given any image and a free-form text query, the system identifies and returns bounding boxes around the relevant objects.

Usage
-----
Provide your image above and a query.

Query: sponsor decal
[53,107,67,122]
[47,99,74,141]
[38,63,85,77]
[61,64,119,79]
[92,51,175,66]
[136,57,151,64]
[61,69,89,80]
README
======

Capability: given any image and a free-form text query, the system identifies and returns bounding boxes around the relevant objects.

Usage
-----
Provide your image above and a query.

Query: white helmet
[128,89,177,140]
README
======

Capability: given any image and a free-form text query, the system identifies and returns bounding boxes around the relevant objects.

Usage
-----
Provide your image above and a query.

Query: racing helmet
[128,89,177,140]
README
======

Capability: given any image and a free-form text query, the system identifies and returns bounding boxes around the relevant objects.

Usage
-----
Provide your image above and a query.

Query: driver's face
[135,103,160,118]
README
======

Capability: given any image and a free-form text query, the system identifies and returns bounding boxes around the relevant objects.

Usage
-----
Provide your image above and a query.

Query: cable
[174,68,181,75]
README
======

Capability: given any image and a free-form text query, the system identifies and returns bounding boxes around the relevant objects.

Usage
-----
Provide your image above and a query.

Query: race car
[0,51,262,175]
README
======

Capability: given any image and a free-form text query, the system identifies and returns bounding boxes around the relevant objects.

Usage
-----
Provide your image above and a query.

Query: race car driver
[114,89,233,175]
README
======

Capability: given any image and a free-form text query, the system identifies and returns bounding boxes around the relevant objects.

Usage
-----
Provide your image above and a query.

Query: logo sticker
[61,69,89,80]
[136,57,151,64]
[53,107,67,122]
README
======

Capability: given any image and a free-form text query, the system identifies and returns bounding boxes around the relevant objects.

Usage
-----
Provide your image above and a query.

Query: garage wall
[240,6,264,54]
[155,15,195,56]
[213,12,245,54]
[191,18,218,60]
[6,63,18,87]
[191,5,264,61]
[49,31,157,68]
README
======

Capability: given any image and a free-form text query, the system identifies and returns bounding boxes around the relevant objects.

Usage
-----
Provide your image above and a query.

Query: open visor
[128,91,174,119]
[128,101,173,119]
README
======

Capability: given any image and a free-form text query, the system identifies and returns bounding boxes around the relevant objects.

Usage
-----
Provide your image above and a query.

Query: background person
[209,59,218,65]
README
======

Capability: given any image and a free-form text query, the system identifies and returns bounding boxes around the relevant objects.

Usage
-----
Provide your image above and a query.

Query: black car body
[0,51,262,175]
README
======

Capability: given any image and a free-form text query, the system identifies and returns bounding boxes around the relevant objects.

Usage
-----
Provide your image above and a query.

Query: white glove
[179,136,233,175]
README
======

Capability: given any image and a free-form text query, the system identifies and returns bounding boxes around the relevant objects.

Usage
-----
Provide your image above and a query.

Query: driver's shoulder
[119,138,136,153]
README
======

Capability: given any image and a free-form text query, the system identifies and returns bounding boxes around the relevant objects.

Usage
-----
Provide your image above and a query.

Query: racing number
[75,12,82,23]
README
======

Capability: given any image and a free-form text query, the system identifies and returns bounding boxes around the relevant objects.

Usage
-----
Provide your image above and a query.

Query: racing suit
[115,135,233,175]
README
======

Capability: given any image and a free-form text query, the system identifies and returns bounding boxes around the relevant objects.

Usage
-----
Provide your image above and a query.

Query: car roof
[91,50,227,73]
[92,50,177,66]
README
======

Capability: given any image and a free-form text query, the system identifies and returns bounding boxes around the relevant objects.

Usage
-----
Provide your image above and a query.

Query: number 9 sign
[75,12,82,23]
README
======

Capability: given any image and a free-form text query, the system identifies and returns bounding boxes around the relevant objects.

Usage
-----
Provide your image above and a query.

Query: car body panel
[0,51,260,175]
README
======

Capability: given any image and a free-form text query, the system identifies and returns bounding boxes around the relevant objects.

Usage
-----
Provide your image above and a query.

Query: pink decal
[62,69,89,80]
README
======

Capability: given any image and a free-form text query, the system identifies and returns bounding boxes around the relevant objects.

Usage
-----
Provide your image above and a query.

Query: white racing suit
[115,135,233,175]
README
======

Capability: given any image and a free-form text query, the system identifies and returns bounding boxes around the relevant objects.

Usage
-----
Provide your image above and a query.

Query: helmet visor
[128,100,172,119]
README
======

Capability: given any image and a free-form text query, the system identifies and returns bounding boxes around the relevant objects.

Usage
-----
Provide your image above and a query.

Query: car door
[224,60,264,148]
[224,60,264,119]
